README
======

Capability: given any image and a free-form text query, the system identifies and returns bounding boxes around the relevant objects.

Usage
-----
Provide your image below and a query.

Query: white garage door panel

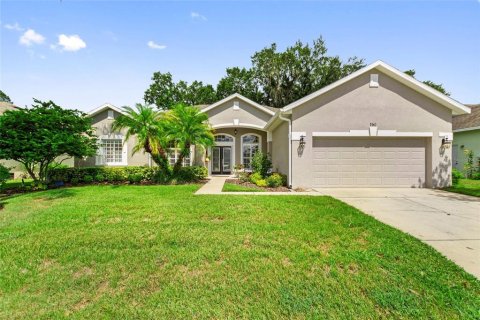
[312,138,426,187]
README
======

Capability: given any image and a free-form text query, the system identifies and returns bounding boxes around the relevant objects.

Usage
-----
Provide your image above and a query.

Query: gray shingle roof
[453,104,480,130]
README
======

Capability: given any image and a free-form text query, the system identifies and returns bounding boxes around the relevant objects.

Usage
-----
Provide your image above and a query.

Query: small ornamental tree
[0,99,98,184]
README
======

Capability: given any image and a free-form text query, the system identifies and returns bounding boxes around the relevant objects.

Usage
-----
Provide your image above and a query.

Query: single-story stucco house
[79,60,471,189]
[0,102,23,178]
[452,104,480,172]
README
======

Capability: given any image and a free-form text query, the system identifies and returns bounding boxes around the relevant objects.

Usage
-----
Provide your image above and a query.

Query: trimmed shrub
[128,173,143,184]
[266,173,283,188]
[175,166,208,182]
[255,179,267,187]
[238,172,250,183]
[49,165,207,185]
[249,172,262,184]
[251,151,272,178]
[452,168,463,186]
[472,172,480,180]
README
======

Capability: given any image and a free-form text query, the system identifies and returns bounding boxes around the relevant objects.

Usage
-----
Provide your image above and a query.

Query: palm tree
[164,104,214,174]
[112,103,170,172]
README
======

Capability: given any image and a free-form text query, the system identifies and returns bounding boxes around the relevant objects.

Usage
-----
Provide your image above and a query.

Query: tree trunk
[173,144,190,175]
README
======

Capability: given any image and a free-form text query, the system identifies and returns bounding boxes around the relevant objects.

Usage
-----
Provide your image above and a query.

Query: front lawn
[445,179,480,197]
[0,185,478,318]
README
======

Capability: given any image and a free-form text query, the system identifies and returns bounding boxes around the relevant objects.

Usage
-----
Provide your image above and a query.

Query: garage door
[312,138,426,187]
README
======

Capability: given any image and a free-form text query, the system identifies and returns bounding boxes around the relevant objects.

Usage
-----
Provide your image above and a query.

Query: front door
[212,146,232,174]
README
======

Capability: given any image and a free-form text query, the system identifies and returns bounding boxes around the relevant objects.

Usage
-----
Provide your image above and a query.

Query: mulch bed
[225,179,290,192]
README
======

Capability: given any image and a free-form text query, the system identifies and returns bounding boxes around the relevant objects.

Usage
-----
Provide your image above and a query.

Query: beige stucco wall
[271,121,289,177]
[76,109,150,167]
[206,99,272,129]
[290,68,452,188]
[453,129,480,172]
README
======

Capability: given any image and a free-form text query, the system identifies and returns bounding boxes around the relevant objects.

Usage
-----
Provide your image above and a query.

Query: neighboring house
[0,102,23,178]
[452,104,480,171]
[82,60,470,189]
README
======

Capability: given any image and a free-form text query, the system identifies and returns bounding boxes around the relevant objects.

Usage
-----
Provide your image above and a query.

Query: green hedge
[49,166,208,184]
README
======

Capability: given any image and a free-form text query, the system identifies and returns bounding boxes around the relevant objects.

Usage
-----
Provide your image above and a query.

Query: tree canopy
[144,36,451,109]
[0,99,98,183]
[404,69,450,96]
[144,72,217,110]
[0,90,12,103]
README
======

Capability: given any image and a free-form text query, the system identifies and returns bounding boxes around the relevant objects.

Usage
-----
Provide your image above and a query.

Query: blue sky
[1,1,479,112]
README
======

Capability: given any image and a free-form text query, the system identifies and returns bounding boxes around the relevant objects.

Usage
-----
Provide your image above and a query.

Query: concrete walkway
[314,188,480,278]
[195,176,230,194]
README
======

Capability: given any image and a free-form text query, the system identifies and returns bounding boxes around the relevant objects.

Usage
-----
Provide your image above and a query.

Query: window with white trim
[242,134,260,170]
[168,142,192,167]
[97,138,124,165]
[214,134,234,142]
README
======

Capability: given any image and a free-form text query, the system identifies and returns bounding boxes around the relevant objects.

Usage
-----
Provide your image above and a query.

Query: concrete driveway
[314,188,480,278]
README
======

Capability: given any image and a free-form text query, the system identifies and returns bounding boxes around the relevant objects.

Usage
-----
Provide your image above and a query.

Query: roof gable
[202,93,275,116]
[282,60,470,116]
[88,103,126,117]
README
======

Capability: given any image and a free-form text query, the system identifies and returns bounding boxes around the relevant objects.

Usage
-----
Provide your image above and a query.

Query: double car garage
[311,138,427,188]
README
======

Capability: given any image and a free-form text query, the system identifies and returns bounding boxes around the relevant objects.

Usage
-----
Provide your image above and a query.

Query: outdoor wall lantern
[299,135,306,147]
[234,129,238,135]
[441,136,452,148]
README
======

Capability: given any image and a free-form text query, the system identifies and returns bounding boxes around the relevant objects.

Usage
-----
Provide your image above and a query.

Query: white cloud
[5,22,23,31]
[57,34,87,52]
[191,12,207,21]
[19,29,45,46]
[147,41,166,50]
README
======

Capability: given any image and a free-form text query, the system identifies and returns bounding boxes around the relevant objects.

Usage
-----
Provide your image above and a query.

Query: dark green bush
[0,164,10,187]
[175,166,208,182]
[452,168,463,186]
[128,173,143,184]
[49,166,207,185]
[266,173,283,188]
[251,151,272,178]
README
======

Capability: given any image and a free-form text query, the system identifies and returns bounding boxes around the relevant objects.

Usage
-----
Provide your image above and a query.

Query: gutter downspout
[278,112,292,188]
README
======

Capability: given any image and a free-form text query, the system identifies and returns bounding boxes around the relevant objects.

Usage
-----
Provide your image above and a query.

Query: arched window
[241,134,260,170]
[214,134,234,142]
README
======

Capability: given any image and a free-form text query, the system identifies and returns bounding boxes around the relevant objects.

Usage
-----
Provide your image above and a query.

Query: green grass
[1,179,34,191]
[222,182,264,192]
[445,179,480,197]
[0,185,478,319]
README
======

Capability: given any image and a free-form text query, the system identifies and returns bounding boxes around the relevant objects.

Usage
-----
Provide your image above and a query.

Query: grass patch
[0,185,478,318]
[222,182,264,192]
[1,179,34,191]
[445,179,480,197]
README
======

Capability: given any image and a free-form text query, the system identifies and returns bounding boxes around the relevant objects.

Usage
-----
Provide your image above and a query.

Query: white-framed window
[241,134,261,170]
[214,134,234,143]
[168,142,193,167]
[107,110,114,119]
[96,135,127,165]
